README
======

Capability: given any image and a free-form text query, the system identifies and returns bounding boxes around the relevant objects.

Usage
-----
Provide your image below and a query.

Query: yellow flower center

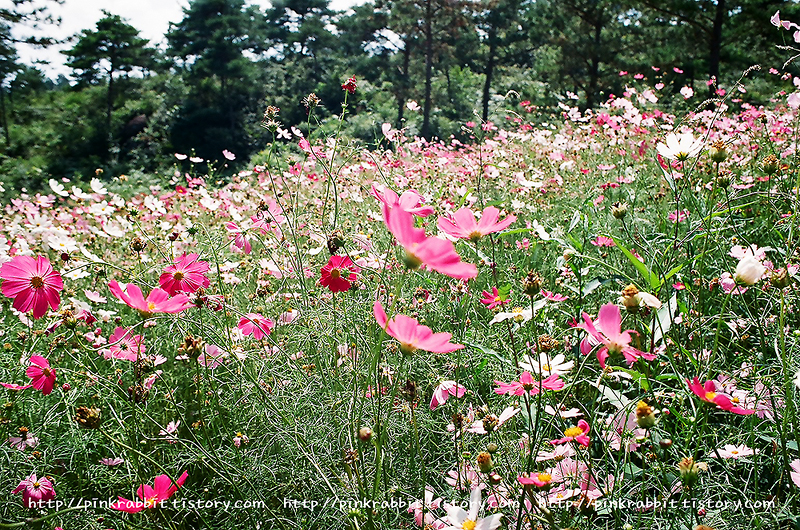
[462,520,477,530]
[731,397,740,404]
[330,268,341,279]
[33,481,41,488]
[144,496,159,509]
[147,302,156,312]
[42,368,51,378]
[538,472,552,483]
[468,231,482,242]
[494,296,501,302]
[512,307,525,322]
[564,426,583,438]
[542,363,550,371]
[731,450,739,454]
[172,271,185,281]
[30,276,45,289]
[705,391,717,401]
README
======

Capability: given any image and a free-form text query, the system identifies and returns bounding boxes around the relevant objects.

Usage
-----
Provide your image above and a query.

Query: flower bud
[762,154,778,175]
[611,202,628,219]
[677,457,707,488]
[476,451,493,473]
[636,400,657,429]
[486,442,498,454]
[358,427,372,442]
[770,268,790,289]
[707,140,727,163]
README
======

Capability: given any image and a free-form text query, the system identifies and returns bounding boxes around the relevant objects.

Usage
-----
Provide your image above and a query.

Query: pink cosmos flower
[0,255,64,319]
[578,303,656,369]
[159,254,210,296]
[373,301,463,355]
[371,183,434,218]
[518,472,554,488]
[408,487,444,527]
[2,355,57,395]
[100,457,124,466]
[108,280,193,317]
[104,327,145,361]
[238,313,274,340]
[467,406,520,434]
[550,419,591,447]
[226,221,257,254]
[437,206,516,242]
[590,236,616,247]
[110,471,188,513]
[479,287,508,309]
[668,209,690,223]
[494,372,564,396]
[198,344,227,369]
[790,459,800,488]
[541,289,568,302]
[713,444,757,459]
[8,429,39,451]
[319,255,359,293]
[430,380,467,410]
[12,473,56,508]
[383,206,477,280]
[686,377,755,415]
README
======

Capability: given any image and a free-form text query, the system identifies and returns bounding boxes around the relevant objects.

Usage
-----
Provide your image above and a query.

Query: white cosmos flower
[520,352,574,377]
[49,178,69,197]
[443,486,503,530]
[656,132,704,161]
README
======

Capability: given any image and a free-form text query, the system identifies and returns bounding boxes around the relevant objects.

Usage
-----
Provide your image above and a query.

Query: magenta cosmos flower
[108,280,193,317]
[550,419,591,447]
[374,301,463,356]
[1,355,57,395]
[12,473,56,508]
[319,255,360,293]
[238,313,274,340]
[494,372,564,396]
[480,286,508,309]
[111,471,188,513]
[159,253,210,296]
[686,377,755,415]
[104,327,145,361]
[437,206,516,242]
[578,303,655,369]
[0,255,63,319]
[383,206,477,280]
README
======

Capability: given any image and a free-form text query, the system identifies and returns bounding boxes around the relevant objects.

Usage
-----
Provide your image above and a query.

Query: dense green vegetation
[0,0,796,193]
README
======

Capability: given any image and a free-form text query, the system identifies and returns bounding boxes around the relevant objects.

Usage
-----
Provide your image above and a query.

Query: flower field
[2,52,800,530]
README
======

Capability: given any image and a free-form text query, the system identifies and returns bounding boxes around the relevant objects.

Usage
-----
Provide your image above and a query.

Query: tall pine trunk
[421,0,433,140]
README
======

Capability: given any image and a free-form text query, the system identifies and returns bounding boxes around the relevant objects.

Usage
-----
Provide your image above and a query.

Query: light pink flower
[578,303,656,369]
[713,444,757,459]
[408,487,444,527]
[108,280,193,317]
[467,406,520,434]
[430,380,467,410]
[198,344,227,369]
[159,254,210,296]
[383,207,477,280]
[494,372,564,396]
[371,183,434,218]
[437,206,516,242]
[238,313,274,340]
[0,255,64,319]
[790,459,800,488]
[8,430,39,451]
[12,473,55,508]
[110,471,188,513]
[100,457,124,466]
[374,301,463,355]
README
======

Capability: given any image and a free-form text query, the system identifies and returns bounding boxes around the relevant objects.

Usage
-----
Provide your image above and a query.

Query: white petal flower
[656,132,704,161]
